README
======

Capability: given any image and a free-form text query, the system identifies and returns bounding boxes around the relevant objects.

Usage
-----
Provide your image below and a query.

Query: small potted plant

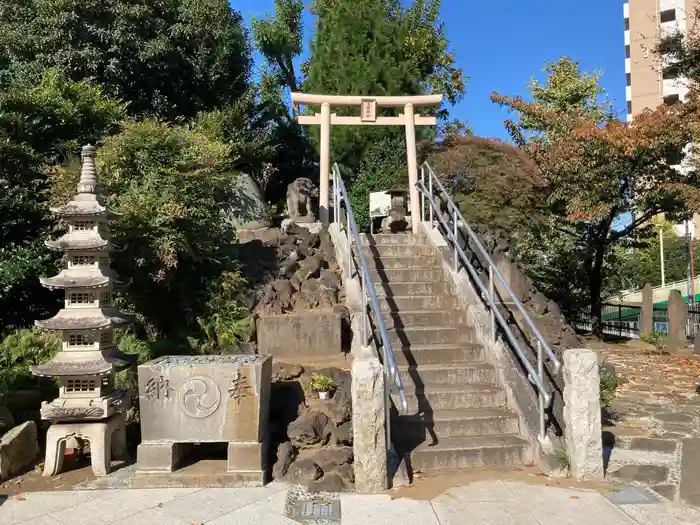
[310,373,334,400]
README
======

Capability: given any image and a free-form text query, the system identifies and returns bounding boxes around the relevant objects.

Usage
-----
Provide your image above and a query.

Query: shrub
[0,328,61,397]
[641,331,668,351]
[46,119,248,340]
[599,364,619,411]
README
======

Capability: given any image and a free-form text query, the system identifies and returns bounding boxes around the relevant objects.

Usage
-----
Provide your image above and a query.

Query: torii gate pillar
[291,93,443,232]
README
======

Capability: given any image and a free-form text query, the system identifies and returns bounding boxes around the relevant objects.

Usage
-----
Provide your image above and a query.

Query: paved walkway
[599,347,700,504]
[2,480,700,525]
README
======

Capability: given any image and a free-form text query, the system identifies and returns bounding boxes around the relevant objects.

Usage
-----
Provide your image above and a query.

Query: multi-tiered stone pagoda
[31,145,136,476]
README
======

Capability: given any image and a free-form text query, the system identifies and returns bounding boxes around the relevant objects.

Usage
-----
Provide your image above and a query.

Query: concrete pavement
[2,479,700,525]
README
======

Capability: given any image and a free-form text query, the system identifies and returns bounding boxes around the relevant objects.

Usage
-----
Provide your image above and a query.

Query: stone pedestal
[563,349,604,481]
[352,357,387,492]
[136,355,271,485]
[43,412,127,477]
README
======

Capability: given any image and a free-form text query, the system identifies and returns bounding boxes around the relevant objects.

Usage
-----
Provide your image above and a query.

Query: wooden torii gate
[290,92,443,233]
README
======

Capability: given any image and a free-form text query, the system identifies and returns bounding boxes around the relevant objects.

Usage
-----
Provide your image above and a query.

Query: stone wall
[270,362,355,491]
[237,224,349,355]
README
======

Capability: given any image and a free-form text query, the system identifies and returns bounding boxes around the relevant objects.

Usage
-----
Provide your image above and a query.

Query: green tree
[493,58,698,331]
[0,0,251,120]
[46,120,243,340]
[302,0,465,228]
[608,221,700,292]
[0,69,125,331]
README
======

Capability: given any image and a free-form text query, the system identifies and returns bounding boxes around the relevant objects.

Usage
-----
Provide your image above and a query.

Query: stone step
[397,408,520,441]
[368,267,445,282]
[374,310,466,329]
[386,326,471,346]
[362,256,438,270]
[378,295,458,312]
[361,234,427,246]
[391,344,484,366]
[361,244,434,258]
[408,435,528,472]
[374,281,449,298]
[402,384,506,411]
[398,363,496,387]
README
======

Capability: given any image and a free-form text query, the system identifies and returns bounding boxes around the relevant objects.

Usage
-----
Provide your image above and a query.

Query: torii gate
[291,93,443,233]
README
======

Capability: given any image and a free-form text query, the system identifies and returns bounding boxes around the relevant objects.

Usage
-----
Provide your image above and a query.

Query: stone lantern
[31,145,136,477]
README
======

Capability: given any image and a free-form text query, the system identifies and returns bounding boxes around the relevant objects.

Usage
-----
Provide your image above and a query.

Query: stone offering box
[136,355,271,484]
[257,311,342,358]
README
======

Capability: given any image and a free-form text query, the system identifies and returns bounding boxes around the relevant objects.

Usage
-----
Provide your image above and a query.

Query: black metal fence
[573,303,642,339]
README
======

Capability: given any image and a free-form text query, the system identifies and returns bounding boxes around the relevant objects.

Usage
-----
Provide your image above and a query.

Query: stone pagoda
[31,144,136,477]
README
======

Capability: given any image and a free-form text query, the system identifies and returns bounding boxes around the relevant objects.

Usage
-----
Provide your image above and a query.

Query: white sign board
[369,191,391,218]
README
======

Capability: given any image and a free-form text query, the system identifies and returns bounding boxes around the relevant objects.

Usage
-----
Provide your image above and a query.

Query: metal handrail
[331,164,407,448]
[418,162,561,438]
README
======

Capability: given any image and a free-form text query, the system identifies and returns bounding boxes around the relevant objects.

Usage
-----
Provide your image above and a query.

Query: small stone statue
[286,177,319,223]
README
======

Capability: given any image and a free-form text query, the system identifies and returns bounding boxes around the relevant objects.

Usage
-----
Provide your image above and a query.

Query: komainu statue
[286,177,319,223]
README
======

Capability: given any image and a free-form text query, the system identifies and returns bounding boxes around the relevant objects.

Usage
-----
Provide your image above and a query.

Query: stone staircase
[356,233,529,473]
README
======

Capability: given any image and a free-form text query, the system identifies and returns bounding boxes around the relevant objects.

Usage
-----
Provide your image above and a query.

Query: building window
[626,73,631,86]
[627,101,632,115]
[664,93,680,105]
[660,9,676,23]
[100,331,112,344]
[625,45,631,59]
[99,256,109,267]
[662,66,678,80]
[624,18,629,31]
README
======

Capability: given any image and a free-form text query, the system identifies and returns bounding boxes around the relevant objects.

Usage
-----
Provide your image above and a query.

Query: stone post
[563,348,604,481]
[352,357,387,492]
[668,289,688,350]
[640,283,654,335]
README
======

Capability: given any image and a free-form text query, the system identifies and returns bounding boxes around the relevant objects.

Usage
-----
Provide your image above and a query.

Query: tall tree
[302,0,466,229]
[0,0,251,120]
[493,58,698,331]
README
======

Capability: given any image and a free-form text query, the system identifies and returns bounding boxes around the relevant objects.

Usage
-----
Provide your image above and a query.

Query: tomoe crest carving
[178,376,221,418]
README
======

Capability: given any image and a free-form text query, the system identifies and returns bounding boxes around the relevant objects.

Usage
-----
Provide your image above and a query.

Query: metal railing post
[420,165,425,223]
[453,210,458,272]
[537,340,545,439]
[428,171,433,225]
[489,265,495,341]
[346,212,351,279]
[362,272,368,345]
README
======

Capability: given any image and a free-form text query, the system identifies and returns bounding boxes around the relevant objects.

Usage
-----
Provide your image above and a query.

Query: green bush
[47,119,248,342]
[0,328,61,397]
[641,331,668,351]
[599,365,619,411]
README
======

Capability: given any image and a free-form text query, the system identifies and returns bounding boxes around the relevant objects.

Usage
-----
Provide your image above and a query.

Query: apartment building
[624,0,699,237]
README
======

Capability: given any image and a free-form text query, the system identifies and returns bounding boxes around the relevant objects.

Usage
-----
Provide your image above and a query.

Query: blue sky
[232,0,626,140]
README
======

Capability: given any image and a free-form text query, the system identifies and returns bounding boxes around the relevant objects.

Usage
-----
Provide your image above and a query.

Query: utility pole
[660,226,666,287]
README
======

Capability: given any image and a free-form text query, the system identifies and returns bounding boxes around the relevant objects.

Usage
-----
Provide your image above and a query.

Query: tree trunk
[589,243,606,338]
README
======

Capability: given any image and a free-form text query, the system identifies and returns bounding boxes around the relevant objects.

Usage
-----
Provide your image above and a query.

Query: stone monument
[286,177,319,223]
[31,145,136,477]
[136,354,272,486]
